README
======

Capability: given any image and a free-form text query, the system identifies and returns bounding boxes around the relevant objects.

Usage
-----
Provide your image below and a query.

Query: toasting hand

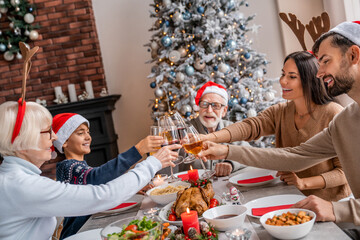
[197,141,229,162]
[153,144,182,168]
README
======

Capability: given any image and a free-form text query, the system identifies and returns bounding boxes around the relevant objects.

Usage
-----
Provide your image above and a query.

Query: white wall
[92,0,351,152]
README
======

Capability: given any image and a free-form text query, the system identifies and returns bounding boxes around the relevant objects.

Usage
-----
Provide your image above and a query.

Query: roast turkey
[173,183,215,218]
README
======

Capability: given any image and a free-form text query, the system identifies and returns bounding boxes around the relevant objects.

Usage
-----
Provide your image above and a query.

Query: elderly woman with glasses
[0,101,180,240]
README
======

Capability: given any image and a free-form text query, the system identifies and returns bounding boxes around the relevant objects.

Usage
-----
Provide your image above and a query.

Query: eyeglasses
[40,126,52,140]
[199,101,225,110]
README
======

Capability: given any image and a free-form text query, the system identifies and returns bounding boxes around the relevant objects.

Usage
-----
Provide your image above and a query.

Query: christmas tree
[145,0,279,147]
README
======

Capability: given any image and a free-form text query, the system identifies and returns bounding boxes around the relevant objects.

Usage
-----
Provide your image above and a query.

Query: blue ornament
[161,36,172,47]
[165,20,170,27]
[213,65,218,71]
[150,82,157,88]
[228,98,239,107]
[197,6,205,14]
[240,25,246,31]
[225,40,236,51]
[169,95,174,101]
[188,45,196,52]
[0,43,6,52]
[185,112,191,117]
[245,2,249,7]
[28,7,33,12]
[168,77,174,83]
[263,69,267,74]
[244,52,251,59]
[232,77,239,83]
[240,97,248,105]
[185,65,195,76]
[182,11,192,20]
[169,71,176,78]
[158,100,162,103]
[243,114,248,119]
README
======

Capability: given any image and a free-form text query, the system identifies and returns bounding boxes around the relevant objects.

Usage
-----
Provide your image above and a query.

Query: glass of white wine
[180,125,215,179]
[149,126,162,155]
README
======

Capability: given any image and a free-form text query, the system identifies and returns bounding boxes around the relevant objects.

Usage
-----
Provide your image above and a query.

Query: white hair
[0,101,52,156]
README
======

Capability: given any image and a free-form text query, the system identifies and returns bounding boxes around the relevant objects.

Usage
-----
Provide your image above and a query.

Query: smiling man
[198,21,360,236]
[178,81,246,176]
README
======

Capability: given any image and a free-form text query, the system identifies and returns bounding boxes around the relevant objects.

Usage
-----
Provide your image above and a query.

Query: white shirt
[0,156,161,240]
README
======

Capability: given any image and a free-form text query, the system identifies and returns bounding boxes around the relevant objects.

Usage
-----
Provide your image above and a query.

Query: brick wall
[0,0,107,105]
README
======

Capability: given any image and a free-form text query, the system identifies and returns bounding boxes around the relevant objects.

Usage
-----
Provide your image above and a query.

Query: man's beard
[325,60,355,97]
[199,112,221,129]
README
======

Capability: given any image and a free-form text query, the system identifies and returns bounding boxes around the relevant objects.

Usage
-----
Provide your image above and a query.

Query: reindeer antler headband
[11,42,39,143]
[279,12,330,51]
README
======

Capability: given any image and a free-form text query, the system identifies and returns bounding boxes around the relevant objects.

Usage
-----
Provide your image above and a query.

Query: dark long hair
[284,51,332,115]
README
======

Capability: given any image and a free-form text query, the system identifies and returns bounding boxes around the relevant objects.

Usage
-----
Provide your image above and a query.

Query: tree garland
[0,0,39,61]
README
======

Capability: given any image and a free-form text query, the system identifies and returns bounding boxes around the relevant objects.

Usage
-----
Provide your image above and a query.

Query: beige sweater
[213,101,351,201]
[225,102,360,225]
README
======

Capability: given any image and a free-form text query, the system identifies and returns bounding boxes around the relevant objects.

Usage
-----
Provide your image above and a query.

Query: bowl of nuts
[259,208,316,239]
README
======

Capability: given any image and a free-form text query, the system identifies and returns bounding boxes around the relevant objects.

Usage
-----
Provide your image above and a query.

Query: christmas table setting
[76,166,349,240]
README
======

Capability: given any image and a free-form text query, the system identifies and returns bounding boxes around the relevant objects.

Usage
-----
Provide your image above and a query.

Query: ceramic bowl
[100,216,162,240]
[259,208,316,239]
[202,204,247,231]
[146,181,190,205]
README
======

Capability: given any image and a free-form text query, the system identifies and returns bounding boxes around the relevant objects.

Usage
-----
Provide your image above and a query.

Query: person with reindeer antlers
[198,17,360,235]
[0,43,181,240]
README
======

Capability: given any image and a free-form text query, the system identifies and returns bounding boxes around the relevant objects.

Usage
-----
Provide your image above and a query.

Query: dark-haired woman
[202,51,351,201]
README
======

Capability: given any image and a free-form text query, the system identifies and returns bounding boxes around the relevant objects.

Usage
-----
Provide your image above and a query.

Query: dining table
[77,166,350,239]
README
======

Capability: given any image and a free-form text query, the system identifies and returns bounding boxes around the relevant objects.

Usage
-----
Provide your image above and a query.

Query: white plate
[100,194,144,214]
[174,169,206,180]
[229,168,278,187]
[64,228,101,240]
[159,195,222,226]
[158,201,204,226]
[244,194,306,218]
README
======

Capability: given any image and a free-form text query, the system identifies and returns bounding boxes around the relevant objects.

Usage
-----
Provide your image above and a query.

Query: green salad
[107,216,161,240]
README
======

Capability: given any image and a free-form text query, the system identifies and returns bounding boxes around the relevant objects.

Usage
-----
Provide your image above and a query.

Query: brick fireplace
[0,0,107,104]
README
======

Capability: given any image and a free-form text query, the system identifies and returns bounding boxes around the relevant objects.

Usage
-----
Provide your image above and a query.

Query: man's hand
[135,135,163,156]
[198,141,229,162]
[215,162,232,176]
[292,195,336,222]
[277,171,305,190]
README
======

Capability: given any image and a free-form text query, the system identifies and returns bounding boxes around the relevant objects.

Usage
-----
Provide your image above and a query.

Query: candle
[143,207,160,216]
[67,84,77,102]
[181,208,200,236]
[225,228,251,240]
[54,86,64,99]
[187,166,199,182]
[84,81,94,99]
[152,174,167,187]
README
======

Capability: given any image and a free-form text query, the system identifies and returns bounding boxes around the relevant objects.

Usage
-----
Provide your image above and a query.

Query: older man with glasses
[178,81,246,176]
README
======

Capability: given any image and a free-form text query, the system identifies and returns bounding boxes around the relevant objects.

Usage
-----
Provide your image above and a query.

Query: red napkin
[251,204,293,216]
[109,202,137,210]
[177,174,189,181]
[237,175,274,184]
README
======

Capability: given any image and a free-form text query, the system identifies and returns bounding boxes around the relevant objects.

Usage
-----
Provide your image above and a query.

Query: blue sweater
[56,146,142,239]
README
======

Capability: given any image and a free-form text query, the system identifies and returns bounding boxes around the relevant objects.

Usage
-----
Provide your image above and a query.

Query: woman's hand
[277,171,305,190]
[135,136,164,156]
[215,162,232,176]
[153,144,181,168]
[198,141,229,162]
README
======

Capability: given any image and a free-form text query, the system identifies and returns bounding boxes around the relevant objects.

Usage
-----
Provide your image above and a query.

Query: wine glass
[180,125,216,179]
[161,125,183,182]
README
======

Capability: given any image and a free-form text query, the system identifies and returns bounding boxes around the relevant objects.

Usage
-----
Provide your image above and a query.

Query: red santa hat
[52,113,89,153]
[195,81,228,106]
[329,21,360,46]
